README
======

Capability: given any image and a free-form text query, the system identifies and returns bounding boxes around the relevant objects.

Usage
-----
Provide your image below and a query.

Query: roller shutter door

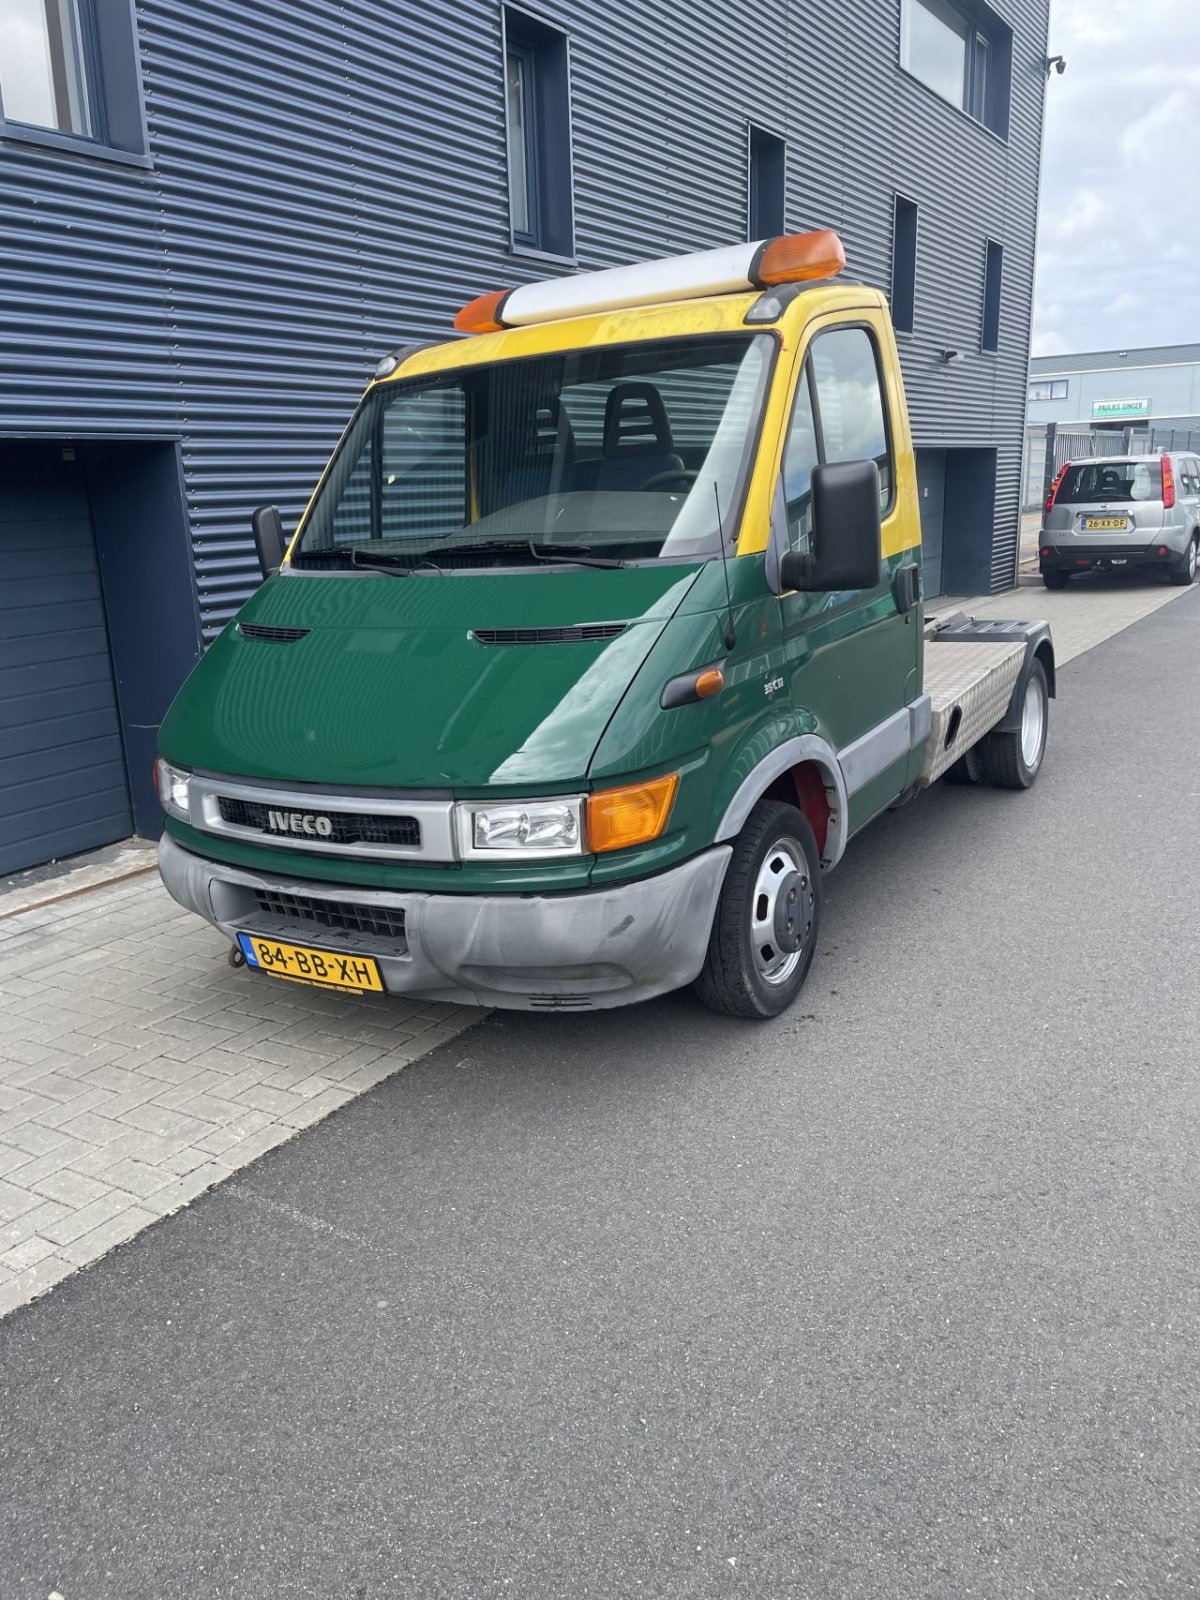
[0,447,133,876]
[916,449,946,599]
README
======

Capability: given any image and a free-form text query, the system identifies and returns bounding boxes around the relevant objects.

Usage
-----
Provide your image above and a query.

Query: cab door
[777,314,921,833]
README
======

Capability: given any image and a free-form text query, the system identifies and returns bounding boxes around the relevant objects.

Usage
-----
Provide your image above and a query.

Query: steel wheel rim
[1021,675,1046,769]
[750,837,811,986]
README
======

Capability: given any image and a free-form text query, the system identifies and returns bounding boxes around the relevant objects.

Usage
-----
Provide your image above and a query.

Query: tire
[1042,569,1070,591]
[975,658,1049,790]
[694,800,822,1019]
[1168,536,1198,587]
[943,746,982,785]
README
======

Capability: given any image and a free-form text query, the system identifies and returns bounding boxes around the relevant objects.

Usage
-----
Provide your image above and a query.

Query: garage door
[916,449,945,599]
[0,446,133,876]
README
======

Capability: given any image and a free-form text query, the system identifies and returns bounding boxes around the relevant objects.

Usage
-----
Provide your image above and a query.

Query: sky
[1032,0,1200,356]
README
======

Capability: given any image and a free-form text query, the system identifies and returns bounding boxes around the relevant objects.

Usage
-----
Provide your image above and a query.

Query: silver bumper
[158,832,731,1012]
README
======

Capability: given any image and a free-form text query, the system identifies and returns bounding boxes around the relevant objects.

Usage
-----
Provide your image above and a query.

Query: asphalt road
[3,590,1200,1600]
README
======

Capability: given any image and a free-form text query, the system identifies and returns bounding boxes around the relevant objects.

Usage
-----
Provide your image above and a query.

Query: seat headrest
[602,382,674,457]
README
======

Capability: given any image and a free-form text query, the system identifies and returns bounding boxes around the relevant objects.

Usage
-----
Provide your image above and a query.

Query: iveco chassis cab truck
[156,230,1055,1020]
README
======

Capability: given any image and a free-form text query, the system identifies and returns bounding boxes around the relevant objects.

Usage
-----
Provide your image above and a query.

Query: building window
[0,0,146,157]
[747,123,786,240]
[1028,379,1069,402]
[900,0,1011,139]
[503,9,574,258]
[981,239,1002,353]
[891,195,918,335]
[0,0,90,134]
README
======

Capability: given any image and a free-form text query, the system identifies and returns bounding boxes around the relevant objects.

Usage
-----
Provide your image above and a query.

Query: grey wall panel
[0,0,1050,636]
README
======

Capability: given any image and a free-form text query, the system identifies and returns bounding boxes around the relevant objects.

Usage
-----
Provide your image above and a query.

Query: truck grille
[252,889,407,945]
[218,796,421,850]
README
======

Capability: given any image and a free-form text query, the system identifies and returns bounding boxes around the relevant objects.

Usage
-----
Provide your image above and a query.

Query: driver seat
[572,381,684,492]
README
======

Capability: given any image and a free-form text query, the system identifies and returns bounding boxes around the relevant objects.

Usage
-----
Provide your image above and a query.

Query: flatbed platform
[917,611,1053,786]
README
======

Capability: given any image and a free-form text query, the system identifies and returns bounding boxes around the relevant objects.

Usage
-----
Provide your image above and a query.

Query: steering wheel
[639,468,701,492]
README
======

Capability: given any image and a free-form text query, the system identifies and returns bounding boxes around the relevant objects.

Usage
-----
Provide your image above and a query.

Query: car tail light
[1161,455,1176,509]
[1045,463,1069,514]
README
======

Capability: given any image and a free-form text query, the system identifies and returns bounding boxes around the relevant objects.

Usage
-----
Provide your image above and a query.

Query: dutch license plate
[237,933,383,994]
[1083,516,1127,530]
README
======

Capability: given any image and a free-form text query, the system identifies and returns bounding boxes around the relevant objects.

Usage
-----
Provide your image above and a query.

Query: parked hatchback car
[1040,454,1200,589]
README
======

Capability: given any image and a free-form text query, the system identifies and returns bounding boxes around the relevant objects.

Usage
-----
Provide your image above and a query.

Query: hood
[161,565,701,789]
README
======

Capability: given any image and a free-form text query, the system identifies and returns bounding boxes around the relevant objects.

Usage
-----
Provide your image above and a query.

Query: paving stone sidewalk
[0,878,482,1317]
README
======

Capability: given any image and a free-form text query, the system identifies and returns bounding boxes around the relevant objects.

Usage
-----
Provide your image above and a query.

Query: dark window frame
[981,238,1003,354]
[900,0,1011,141]
[1029,379,1069,402]
[891,194,919,335]
[501,6,575,262]
[746,121,786,241]
[0,0,149,165]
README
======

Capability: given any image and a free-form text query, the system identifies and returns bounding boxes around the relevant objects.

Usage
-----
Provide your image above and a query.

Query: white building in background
[1028,344,1200,440]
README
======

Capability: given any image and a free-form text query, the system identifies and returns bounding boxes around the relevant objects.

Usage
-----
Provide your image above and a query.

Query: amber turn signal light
[755,229,846,286]
[587,773,679,854]
[454,288,512,335]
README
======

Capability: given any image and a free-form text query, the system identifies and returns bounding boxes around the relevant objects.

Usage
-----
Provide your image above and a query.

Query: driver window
[782,371,818,551]
[808,326,893,511]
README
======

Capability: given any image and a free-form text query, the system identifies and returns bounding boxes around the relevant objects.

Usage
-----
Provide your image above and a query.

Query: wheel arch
[715,735,849,870]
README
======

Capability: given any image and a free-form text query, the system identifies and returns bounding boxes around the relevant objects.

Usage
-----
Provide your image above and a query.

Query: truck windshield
[292,334,774,570]
[1058,460,1163,503]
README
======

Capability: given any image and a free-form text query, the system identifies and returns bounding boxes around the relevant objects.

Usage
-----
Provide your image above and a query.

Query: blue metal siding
[0,0,1049,637]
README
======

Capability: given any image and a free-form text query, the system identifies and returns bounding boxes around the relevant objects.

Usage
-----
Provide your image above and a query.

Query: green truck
[156,230,1054,1019]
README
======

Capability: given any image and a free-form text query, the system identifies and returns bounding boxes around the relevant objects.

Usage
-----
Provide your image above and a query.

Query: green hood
[161,565,701,789]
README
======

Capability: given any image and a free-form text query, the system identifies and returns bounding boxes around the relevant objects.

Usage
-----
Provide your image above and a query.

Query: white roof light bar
[453,230,846,335]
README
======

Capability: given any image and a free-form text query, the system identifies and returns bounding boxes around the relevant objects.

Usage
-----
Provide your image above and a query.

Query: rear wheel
[1169,536,1198,586]
[975,658,1049,790]
[1042,569,1070,591]
[695,801,821,1019]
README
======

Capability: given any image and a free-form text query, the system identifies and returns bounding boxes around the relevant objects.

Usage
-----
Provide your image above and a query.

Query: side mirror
[778,460,883,593]
[251,505,286,577]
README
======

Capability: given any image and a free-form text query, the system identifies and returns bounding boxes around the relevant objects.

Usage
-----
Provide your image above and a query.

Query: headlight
[154,757,191,821]
[456,797,584,860]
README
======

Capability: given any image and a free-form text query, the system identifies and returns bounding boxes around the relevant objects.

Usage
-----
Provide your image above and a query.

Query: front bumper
[158,832,731,1012]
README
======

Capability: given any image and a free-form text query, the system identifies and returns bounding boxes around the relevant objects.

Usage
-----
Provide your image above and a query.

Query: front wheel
[1169,536,1198,586]
[694,801,822,1019]
[975,658,1049,790]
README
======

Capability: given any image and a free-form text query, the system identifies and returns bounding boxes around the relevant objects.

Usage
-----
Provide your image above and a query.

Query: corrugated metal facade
[0,0,1049,637]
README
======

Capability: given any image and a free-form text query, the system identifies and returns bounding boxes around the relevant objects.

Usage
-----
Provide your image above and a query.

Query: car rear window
[1058,461,1162,503]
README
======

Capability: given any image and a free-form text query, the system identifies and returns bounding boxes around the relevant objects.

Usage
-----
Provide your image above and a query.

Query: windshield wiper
[349,548,443,577]
[437,539,625,569]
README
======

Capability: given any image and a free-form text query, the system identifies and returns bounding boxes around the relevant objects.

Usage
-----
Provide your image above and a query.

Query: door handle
[893,562,920,614]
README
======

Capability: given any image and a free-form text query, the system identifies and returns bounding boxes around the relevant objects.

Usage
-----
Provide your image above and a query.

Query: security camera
[1046,54,1066,76]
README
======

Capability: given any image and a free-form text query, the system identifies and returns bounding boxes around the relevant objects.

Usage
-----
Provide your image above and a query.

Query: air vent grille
[473,623,627,645]
[238,623,311,642]
[252,889,407,945]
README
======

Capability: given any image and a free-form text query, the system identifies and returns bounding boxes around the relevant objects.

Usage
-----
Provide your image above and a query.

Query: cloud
[1031,331,1071,357]
[1034,0,1200,351]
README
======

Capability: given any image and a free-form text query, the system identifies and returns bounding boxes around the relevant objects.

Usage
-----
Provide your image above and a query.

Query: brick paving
[0,877,482,1317]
